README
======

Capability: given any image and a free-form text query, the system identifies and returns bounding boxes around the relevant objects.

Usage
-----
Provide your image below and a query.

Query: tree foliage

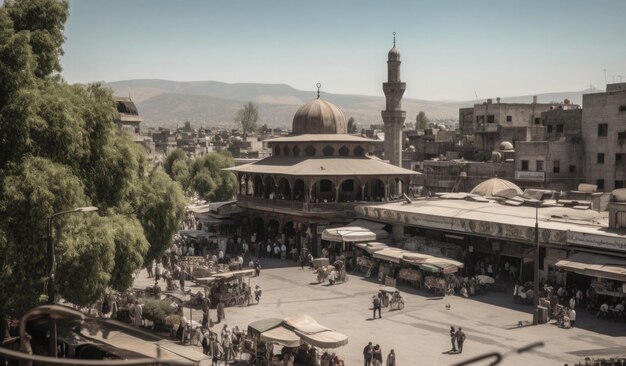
[347,117,358,134]
[234,102,258,138]
[0,0,185,318]
[415,111,429,130]
[164,149,237,202]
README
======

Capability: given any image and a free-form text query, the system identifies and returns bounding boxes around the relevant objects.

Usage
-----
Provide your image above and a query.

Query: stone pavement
[134,259,626,365]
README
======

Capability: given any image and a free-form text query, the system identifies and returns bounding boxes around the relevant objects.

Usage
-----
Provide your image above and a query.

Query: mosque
[226,36,419,255]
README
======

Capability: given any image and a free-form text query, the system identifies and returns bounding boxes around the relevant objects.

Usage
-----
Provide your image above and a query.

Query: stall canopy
[248,318,283,335]
[354,242,389,254]
[372,248,409,264]
[394,252,464,273]
[283,315,348,349]
[555,252,626,282]
[260,326,301,348]
[321,220,389,243]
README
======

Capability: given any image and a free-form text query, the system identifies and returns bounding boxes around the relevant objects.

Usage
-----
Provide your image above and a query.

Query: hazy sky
[61,0,626,101]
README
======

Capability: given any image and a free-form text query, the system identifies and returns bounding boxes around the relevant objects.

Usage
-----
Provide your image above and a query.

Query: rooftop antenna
[603,69,607,87]
[393,32,396,47]
[474,90,478,99]
[316,83,321,99]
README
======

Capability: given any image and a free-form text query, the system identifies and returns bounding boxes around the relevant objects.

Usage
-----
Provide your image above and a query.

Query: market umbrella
[247,318,283,336]
[476,275,495,284]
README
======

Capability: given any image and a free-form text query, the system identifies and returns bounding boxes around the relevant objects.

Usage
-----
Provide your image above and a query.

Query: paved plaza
[135,259,625,365]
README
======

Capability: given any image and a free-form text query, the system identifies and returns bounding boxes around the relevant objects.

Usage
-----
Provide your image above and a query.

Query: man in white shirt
[569,308,576,327]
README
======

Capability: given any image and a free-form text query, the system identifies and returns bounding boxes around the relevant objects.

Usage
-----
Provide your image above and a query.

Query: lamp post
[47,206,98,305]
[529,200,541,325]
[46,206,97,359]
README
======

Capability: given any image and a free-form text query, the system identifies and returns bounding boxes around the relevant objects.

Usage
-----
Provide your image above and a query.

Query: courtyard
[135,258,626,365]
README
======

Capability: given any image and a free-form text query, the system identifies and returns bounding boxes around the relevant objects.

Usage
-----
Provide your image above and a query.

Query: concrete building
[382,33,406,168]
[515,108,584,191]
[581,82,626,191]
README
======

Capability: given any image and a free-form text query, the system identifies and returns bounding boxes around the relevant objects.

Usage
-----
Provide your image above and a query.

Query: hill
[105,79,590,129]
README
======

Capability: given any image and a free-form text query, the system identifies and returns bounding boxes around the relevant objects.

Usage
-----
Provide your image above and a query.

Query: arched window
[354,145,365,156]
[274,145,281,156]
[338,145,349,156]
[305,145,316,156]
[293,146,300,156]
[323,145,334,156]
[283,145,290,156]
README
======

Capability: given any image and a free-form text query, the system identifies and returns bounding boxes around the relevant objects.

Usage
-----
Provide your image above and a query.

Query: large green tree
[415,111,429,130]
[164,149,237,202]
[0,0,186,318]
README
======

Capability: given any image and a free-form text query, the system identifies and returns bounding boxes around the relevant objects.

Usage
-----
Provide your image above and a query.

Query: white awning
[354,242,389,254]
[372,248,409,264]
[260,326,301,348]
[322,220,389,243]
[295,330,348,349]
[556,252,626,282]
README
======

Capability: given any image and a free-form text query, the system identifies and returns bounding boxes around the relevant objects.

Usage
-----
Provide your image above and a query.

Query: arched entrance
[338,178,362,202]
[293,179,306,201]
[281,222,296,259]
[253,175,264,197]
[264,176,276,199]
[364,178,385,201]
[276,177,291,200]
[267,219,280,242]
[251,217,265,244]
[311,179,335,202]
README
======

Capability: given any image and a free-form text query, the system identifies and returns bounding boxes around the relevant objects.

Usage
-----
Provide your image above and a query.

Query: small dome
[470,178,523,197]
[388,47,400,61]
[292,98,347,134]
[499,141,514,151]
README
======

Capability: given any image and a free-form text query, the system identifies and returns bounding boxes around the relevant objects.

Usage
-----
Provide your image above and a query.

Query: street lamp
[45,206,97,359]
[523,199,542,325]
[47,206,98,305]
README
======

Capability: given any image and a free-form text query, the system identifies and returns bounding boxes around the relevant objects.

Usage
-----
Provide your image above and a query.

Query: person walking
[254,260,261,277]
[386,349,396,366]
[449,326,457,352]
[372,345,383,365]
[455,327,466,353]
[372,295,382,319]
[363,342,373,366]
[299,254,305,269]
[569,307,576,327]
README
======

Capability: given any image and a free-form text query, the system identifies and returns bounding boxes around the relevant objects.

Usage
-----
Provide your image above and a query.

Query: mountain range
[105,79,592,130]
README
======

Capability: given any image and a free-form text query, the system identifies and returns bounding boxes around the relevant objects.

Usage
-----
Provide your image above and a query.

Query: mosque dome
[499,141,514,151]
[470,178,523,197]
[292,97,347,134]
[388,47,400,61]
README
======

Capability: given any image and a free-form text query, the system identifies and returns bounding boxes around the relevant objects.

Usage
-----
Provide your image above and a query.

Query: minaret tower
[382,32,406,167]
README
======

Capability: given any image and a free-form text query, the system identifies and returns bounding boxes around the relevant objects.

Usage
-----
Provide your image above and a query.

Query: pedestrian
[266,243,272,258]
[455,327,466,353]
[373,344,383,364]
[299,254,305,270]
[569,296,576,310]
[210,336,222,366]
[569,308,576,327]
[218,249,224,263]
[254,260,261,277]
[201,330,210,355]
[179,272,185,292]
[386,349,396,366]
[147,260,154,278]
[372,295,382,319]
[238,254,244,270]
[363,342,373,366]
[449,326,457,352]
[155,263,161,282]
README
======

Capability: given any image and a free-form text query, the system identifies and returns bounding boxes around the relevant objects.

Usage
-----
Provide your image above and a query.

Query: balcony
[236,195,397,217]
[475,123,499,133]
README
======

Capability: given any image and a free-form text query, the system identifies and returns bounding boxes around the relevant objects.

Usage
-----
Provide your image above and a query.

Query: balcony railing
[475,123,499,133]
[236,195,396,214]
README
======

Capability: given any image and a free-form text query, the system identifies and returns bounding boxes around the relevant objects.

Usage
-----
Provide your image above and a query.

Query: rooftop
[267,134,379,143]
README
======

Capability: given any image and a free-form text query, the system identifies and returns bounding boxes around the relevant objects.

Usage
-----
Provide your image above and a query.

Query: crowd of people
[362,342,396,366]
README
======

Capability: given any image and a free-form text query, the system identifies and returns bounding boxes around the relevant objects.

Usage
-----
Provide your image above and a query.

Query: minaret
[382,32,406,167]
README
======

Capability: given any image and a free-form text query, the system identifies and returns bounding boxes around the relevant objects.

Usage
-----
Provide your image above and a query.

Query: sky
[60,0,626,101]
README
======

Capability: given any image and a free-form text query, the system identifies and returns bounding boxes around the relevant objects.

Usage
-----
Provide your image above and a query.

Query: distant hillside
[105,79,590,129]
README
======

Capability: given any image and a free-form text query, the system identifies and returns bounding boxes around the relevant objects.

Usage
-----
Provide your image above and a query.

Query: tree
[416,111,429,130]
[137,170,186,265]
[235,102,259,138]
[347,117,358,134]
[0,0,186,319]
[189,151,237,201]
